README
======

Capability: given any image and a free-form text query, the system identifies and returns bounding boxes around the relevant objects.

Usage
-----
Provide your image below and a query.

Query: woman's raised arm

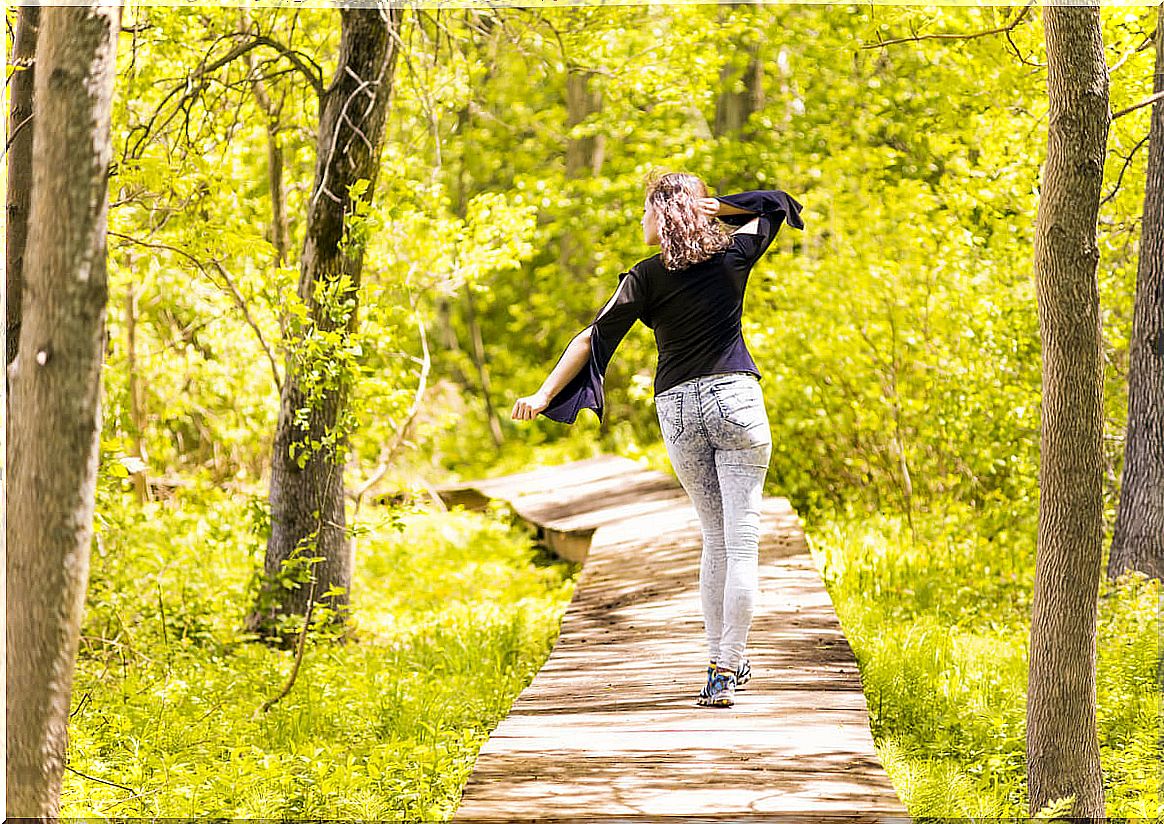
[699,197,754,217]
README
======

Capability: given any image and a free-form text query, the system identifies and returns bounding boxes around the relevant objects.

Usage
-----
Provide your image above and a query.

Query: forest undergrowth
[61,446,1161,820]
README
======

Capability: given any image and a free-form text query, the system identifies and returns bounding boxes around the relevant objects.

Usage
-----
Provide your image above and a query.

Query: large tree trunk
[6,5,39,367]
[712,7,763,195]
[1025,3,1109,817]
[563,69,605,181]
[6,4,122,816]
[1107,5,1164,582]
[248,7,403,644]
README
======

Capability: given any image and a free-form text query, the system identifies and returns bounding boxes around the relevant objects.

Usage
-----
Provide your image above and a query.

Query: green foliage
[284,272,364,468]
[67,485,576,819]
[809,501,1161,818]
[340,178,379,258]
[86,3,1158,515]
[1033,794,1078,819]
[17,2,1160,817]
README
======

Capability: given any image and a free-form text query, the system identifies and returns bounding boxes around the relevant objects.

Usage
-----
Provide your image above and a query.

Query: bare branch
[3,113,33,157]
[106,231,284,395]
[64,765,137,794]
[253,572,317,717]
[1099,132,1151,208]
[1108,27,1157,75]
[1003,24,1045,70]
[350,290,431,511]
[211,260,285,395]
[196,35,321,95]
[248,35,325,97]
[1112,89,1164,120]
[862,1,1035,49]
[125,32,323,161]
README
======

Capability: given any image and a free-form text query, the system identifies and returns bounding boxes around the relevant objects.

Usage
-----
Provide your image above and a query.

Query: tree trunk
[6,4,121,816]
[6,5,39,367]
[1025,3,1109,817]
[563,69,604,181]
[713,43,762,138]
[1107,4,1164,582]
[712,10,763,195]
[264,122,290,266]
[249,7,403,644]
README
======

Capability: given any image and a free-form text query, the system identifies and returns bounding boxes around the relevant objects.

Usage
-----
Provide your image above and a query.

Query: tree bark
[563,69,605,181]
[6,4,122,816]
[1107,3,1164,582]
[712,10,763,195]
[264,121,290,266]
[1025,3,1109,817]
[249,7,403,644]
[6,5,39,367]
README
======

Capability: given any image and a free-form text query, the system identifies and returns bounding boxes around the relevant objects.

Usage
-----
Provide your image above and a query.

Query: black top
[541,189,805,425]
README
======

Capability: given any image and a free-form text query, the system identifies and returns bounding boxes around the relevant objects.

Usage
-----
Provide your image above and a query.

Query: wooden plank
[435,456,671,562]
[437,455,643,507]
[451,455,906,819]
[540,526,597,563]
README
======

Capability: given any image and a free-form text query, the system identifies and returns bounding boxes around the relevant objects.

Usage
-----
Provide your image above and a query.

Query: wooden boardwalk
[438,454,909,822]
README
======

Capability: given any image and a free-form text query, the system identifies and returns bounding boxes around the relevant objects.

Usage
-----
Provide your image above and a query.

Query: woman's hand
[511,390,552,421]
[512,326,592,422]
[697,197,721,218]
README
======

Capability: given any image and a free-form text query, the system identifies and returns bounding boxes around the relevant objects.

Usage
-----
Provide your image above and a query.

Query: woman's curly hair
[645,170,734,271]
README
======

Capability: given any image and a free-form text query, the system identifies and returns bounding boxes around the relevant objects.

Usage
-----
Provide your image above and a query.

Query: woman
[510,171,805,707]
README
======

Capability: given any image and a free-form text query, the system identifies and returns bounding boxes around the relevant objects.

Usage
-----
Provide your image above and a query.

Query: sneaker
[736,658,752,688]
[697,668,717,704]
[696,665,737,707]
[701,658,751,692]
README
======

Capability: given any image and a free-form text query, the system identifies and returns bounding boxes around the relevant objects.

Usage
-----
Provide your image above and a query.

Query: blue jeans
[654,371,772,671]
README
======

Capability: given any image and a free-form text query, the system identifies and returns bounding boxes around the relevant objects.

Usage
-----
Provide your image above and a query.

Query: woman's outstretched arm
[511,326,593,420]
[517,262,646,425]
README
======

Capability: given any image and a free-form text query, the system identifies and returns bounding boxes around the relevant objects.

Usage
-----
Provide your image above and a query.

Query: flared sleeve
[715,189,805,266]
[541,263,648,425]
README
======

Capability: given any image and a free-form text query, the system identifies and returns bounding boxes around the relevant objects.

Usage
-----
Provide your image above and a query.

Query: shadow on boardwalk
[437,454,909,822]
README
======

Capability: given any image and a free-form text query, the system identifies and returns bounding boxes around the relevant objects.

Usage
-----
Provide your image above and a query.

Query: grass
[64,477,578,820]
[63,461,1162,820]
[806,498,1162,818]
